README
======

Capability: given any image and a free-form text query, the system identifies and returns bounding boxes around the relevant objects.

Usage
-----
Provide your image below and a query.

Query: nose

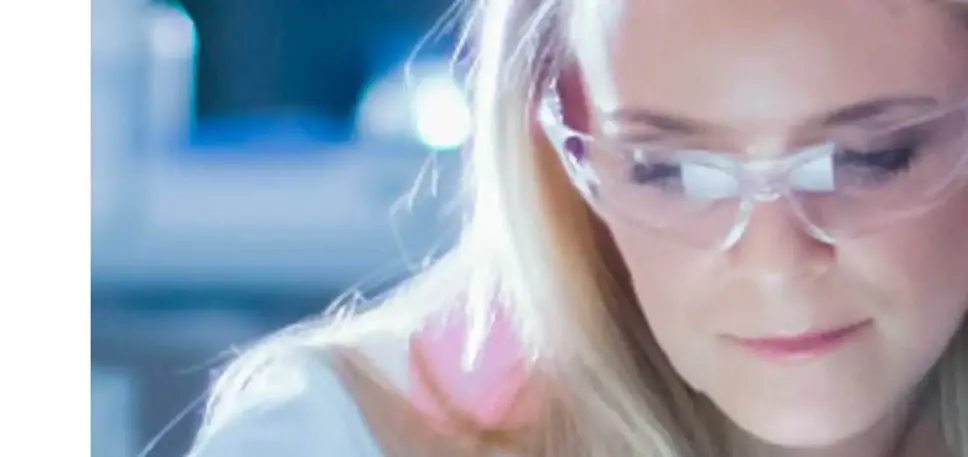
[727,200,835,281]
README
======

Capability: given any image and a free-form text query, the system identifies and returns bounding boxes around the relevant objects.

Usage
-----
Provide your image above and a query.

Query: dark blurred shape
[181,0,456,121]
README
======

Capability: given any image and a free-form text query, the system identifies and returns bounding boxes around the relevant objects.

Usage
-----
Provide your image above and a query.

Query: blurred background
[91,1,466,456]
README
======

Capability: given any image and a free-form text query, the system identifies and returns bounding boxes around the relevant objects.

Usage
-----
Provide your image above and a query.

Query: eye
[836,146,918,174]
[625,150,738,199]
[631,162,681,185]
[833,142,921,187]
[625,147,687,193]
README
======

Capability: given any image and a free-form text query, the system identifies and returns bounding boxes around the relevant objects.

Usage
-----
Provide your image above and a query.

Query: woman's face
[578,0,968,449]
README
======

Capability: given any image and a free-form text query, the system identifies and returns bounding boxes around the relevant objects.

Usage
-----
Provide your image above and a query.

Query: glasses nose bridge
[739,158,794,203]
[723,154,836,251]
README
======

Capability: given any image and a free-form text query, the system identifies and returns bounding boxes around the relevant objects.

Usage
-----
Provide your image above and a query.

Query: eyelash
[835,144,920,174]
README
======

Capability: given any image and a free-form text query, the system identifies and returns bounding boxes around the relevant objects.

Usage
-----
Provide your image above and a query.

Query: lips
[725,320,873,360]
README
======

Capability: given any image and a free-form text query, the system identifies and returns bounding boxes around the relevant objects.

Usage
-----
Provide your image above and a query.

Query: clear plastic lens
[540,86,968,248]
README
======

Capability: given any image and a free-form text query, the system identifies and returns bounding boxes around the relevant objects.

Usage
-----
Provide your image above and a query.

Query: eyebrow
[603,107,706,134]
[602,96,941,134]
[820,96,940,126]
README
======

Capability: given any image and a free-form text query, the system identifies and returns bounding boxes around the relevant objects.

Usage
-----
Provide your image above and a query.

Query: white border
[0,1,90,456]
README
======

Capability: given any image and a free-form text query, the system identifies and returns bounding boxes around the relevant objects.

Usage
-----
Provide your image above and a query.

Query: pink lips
[727,320,872,360]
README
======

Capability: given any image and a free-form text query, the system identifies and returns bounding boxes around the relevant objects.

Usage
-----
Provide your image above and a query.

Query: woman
[188,0,968,456]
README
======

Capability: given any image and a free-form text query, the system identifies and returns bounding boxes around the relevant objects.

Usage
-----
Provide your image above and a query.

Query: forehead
[571,0,968,127]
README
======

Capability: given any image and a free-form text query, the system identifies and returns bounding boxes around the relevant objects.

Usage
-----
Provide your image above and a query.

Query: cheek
[840,193,968,350]
[605,221,717,386]
[607,221,706,313]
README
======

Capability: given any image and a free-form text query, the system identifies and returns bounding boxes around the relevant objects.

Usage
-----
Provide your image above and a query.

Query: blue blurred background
[91,1,466,456]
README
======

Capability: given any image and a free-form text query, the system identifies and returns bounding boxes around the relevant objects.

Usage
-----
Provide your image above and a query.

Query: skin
[574,0,968,455]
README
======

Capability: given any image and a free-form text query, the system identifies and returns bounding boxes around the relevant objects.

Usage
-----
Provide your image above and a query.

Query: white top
[187,336,410,457]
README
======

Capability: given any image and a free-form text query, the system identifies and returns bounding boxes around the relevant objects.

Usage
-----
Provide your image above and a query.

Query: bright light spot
[354,61,471,148]
[411,77,471,150]
[149,5,197,59]
[357,77,412,138]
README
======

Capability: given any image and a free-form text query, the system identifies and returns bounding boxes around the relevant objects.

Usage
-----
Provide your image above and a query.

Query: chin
[739,417,859,449]
[722,401,883,449]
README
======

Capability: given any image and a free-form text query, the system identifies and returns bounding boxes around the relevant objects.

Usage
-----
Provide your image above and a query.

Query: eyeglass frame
[537,78,968,250]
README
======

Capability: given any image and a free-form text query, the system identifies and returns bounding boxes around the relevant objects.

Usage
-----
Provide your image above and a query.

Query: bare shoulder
[186,328,411,457]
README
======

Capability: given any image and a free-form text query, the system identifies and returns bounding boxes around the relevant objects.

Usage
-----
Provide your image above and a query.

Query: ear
[556,66,591,133]
[529,60,591,136]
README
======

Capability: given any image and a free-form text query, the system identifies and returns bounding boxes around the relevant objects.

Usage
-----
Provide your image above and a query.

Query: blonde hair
[196,0,968,456]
